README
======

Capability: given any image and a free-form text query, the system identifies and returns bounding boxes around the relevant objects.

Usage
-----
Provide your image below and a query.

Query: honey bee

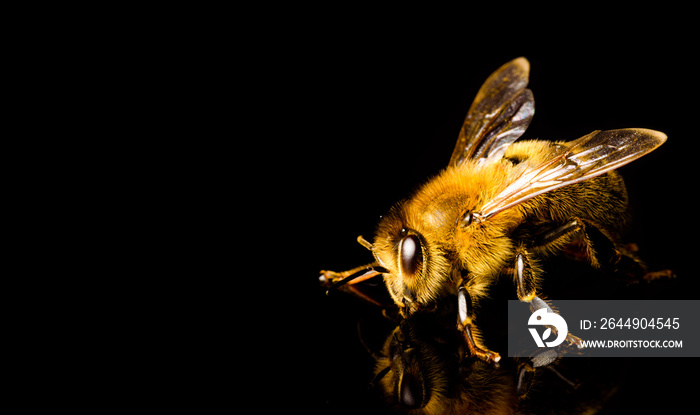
[320,57,667,363]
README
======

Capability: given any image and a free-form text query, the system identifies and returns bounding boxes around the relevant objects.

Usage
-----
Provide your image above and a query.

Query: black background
[277,28,698,414]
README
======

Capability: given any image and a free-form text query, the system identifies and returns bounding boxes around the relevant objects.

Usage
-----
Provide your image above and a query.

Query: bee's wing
[449,57,535,167]
[478,128,667,220]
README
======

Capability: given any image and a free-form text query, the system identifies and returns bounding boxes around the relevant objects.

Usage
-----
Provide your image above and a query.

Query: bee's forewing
[479,128,667,219]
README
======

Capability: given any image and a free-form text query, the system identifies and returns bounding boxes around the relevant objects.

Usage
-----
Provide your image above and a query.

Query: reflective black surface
[308,257,694,414]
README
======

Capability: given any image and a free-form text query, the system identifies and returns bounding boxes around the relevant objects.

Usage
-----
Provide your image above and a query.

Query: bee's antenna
[357,235,373,251]
[369,365,391,389]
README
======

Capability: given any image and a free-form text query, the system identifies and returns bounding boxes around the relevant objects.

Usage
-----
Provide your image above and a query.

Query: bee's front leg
[319,262,383,288]
[319,235,383,290]
[319,262,389,307]
[514,247,583,348]
[456,284,501,363]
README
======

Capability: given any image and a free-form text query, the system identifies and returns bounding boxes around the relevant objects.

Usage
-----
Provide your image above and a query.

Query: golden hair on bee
[373,158,521,310]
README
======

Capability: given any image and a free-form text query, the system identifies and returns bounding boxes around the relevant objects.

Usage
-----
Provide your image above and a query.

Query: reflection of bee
[321,57,667,363]
[370,314,611,414]
[372,315,518,414]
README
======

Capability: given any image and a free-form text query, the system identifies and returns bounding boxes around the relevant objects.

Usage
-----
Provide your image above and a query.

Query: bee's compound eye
[399,371,426,409]
[399,234,422,277]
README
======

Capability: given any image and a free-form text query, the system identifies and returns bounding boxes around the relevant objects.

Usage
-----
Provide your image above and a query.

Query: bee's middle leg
[514,246,583,348]
[456,283,501,363]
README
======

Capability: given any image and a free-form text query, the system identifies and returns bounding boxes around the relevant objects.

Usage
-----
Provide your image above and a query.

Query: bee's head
[373,203,452,315]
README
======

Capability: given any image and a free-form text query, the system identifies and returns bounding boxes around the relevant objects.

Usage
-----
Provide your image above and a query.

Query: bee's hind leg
[456,283,501,364]
[557,220,675,282]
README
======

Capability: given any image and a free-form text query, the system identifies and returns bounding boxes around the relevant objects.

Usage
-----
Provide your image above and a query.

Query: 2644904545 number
[600,317,679,330]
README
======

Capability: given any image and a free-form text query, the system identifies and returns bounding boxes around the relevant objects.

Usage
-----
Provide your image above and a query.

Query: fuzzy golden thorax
[373,159,524,314]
